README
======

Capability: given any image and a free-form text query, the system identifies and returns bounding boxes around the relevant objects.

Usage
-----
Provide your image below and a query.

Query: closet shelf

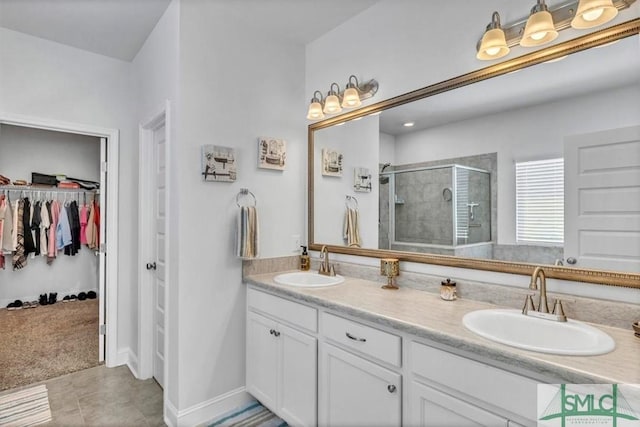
[0,185,98,194]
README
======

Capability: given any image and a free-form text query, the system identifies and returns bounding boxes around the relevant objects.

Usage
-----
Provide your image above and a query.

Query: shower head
[380,163,391,184]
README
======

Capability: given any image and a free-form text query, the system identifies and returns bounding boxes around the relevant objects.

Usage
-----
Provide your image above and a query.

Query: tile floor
[17,364,165,426]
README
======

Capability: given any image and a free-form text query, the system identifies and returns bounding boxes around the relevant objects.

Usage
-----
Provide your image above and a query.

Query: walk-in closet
[0,123,105,391]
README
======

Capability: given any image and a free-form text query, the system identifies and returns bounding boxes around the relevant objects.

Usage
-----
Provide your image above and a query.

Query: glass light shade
[342,87,362,108]
[571,0,618,29]
[476,28,510,60]
[520,10,558,47]
[306,101,325,120]
[323,94,342,114]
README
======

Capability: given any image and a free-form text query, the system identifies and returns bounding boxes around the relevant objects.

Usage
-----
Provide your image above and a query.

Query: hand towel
[343,207,361,248]
[236,206,259,259]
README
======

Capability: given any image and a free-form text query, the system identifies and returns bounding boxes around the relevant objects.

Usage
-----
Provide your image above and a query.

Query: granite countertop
[245,271,640,385]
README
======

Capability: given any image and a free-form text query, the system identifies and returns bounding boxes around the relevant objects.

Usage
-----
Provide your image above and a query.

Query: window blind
[515,158,564,244]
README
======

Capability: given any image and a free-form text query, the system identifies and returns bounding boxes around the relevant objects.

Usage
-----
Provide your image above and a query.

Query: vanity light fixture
[306,75,379,120]
[476,0,635,60]
[521,0,558,47]
[571,0,618,28]
[477,12,510,60]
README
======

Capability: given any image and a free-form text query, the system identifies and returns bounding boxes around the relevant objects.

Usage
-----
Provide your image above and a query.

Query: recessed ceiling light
[403,122,415,127]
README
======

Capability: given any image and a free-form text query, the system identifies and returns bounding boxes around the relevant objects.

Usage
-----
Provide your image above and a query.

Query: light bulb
[342,87,361,108]
[531,31,547,41]
[306,102,324,120]
[582,8,604,21]
[485,47,501,56]
[323,94,342,114]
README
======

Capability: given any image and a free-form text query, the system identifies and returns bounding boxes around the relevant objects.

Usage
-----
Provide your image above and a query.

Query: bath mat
[207,400,287,427]
[0,384,52,426]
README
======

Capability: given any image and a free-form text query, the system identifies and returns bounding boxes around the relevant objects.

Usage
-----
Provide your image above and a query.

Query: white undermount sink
[462,309,615,356]
[273,272,345,288]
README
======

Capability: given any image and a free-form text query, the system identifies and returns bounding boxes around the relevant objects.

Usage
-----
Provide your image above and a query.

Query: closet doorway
[0,114,119,386]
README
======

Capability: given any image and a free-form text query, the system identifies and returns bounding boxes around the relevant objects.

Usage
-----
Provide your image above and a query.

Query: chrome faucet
[318,245,336,276]
[522,266,567,322]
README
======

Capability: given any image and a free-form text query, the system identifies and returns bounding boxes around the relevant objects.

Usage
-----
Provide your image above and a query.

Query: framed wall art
[353,167,372,192]
[258,137,286,170]
[202,145,237,182]
[321,148,343,177]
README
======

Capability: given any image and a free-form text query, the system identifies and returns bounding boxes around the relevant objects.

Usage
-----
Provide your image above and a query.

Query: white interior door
[152,124,167,387]
[99,137,107,362]
[564,125,640,272]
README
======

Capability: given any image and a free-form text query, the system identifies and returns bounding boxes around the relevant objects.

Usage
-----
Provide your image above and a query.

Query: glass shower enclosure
[379,164,491,255]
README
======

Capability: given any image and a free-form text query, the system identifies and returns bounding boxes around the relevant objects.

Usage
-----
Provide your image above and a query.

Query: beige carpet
[0,299,99,391]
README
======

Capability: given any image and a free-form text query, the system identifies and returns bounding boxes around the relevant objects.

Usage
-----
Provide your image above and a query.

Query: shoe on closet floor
[78,292,87,301]
[48,292,57,305]
[69,294,77,301]
[39,294,48,306]
[29,300,38,308]
[7,300,23,310]
[62,296,70,303]
[87,291,97,299]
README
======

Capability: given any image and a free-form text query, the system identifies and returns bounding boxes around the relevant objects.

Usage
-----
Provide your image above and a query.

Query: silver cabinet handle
[146,262,157,270]
[274,331,280,337]
[566,257,577,265]
[269,329,275,335]
[387,385,397,393]
[345,332,366,342]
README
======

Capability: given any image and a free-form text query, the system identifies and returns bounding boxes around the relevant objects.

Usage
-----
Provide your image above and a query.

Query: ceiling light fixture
[403,122,415,127]
[477,12,510,60]
[521,0,558,47]
[306,75,379,120]
[571,0,618,28]
[476,0,635,61]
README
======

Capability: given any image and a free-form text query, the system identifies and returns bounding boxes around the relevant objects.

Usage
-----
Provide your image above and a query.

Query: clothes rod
[0,185,99,193]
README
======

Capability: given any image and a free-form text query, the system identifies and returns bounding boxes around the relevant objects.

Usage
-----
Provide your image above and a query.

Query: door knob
[387,385,397,393]
[146,262,157,270]
[566,257,577,265]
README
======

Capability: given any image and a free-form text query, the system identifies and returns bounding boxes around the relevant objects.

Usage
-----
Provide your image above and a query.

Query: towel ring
[236,188,257,207]
[345,195,358,210]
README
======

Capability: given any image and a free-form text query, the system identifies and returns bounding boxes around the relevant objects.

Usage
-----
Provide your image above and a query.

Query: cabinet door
[278,323,317,427]
[319,343,401,427]
[410,380,508,427]
[246,311,278,410]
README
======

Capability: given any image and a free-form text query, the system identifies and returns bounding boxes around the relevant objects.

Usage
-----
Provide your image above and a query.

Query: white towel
[236,206,259,259]
[343,207,361,248]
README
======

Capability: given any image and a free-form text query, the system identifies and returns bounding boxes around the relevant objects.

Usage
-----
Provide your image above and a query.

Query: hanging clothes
[40,201,50,257]
[22,198,36,256]
[64,201,81,256]
[32,200,42,256]
[13,199,27,270]
[56,202,72,251]
[80,204,88,245]
[0,195,9,269]
[47,200,60,265]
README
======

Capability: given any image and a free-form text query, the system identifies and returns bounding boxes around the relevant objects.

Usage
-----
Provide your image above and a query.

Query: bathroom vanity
[244,272,639,427]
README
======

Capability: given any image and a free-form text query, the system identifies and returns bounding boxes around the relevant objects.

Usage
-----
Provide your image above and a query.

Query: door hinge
[99,324,106,335]
[101,161,108,173]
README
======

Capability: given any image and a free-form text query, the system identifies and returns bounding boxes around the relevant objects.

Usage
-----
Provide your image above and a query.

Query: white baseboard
[173,387,252,427]
[0,288,98,309]
[165,398,179,427]
[116,347,139,378]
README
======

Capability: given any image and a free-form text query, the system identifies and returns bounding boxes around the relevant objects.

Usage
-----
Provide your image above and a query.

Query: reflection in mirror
[311,31,640,276]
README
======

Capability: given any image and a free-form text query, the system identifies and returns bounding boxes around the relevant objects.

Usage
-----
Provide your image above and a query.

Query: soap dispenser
[300,246,310,271]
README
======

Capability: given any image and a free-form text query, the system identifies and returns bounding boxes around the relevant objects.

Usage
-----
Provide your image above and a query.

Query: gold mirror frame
[308,19,640,289]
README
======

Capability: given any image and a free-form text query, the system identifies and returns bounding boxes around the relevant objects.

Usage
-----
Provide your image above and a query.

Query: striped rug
[207,400,288,427]
[0,384,52,426]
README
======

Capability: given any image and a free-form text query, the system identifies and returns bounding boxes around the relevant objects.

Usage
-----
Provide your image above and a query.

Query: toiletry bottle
[440,278,457,301]
[300,246,310,271]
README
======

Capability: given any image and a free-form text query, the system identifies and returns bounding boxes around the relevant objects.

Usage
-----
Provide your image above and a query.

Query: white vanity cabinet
[318,312,402,427]
[246,288,317,427]
[408,341,538,427]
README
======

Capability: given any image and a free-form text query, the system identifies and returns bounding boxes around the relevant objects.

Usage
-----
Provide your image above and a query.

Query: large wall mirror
[308,20,640,288]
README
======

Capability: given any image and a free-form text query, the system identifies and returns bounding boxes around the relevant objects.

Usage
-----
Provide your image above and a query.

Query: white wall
[0,27,138,361]
[177,0,306,412]
[379,132,395,165]
[131,0,180,408]
[0,124,100,306]
[314,115,379,247]
[394,84,640,245]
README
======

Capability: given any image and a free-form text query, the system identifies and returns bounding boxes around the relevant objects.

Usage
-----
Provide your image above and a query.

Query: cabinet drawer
[248,288,317,333]
[321,312,401,367]
[411,341,537,421]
